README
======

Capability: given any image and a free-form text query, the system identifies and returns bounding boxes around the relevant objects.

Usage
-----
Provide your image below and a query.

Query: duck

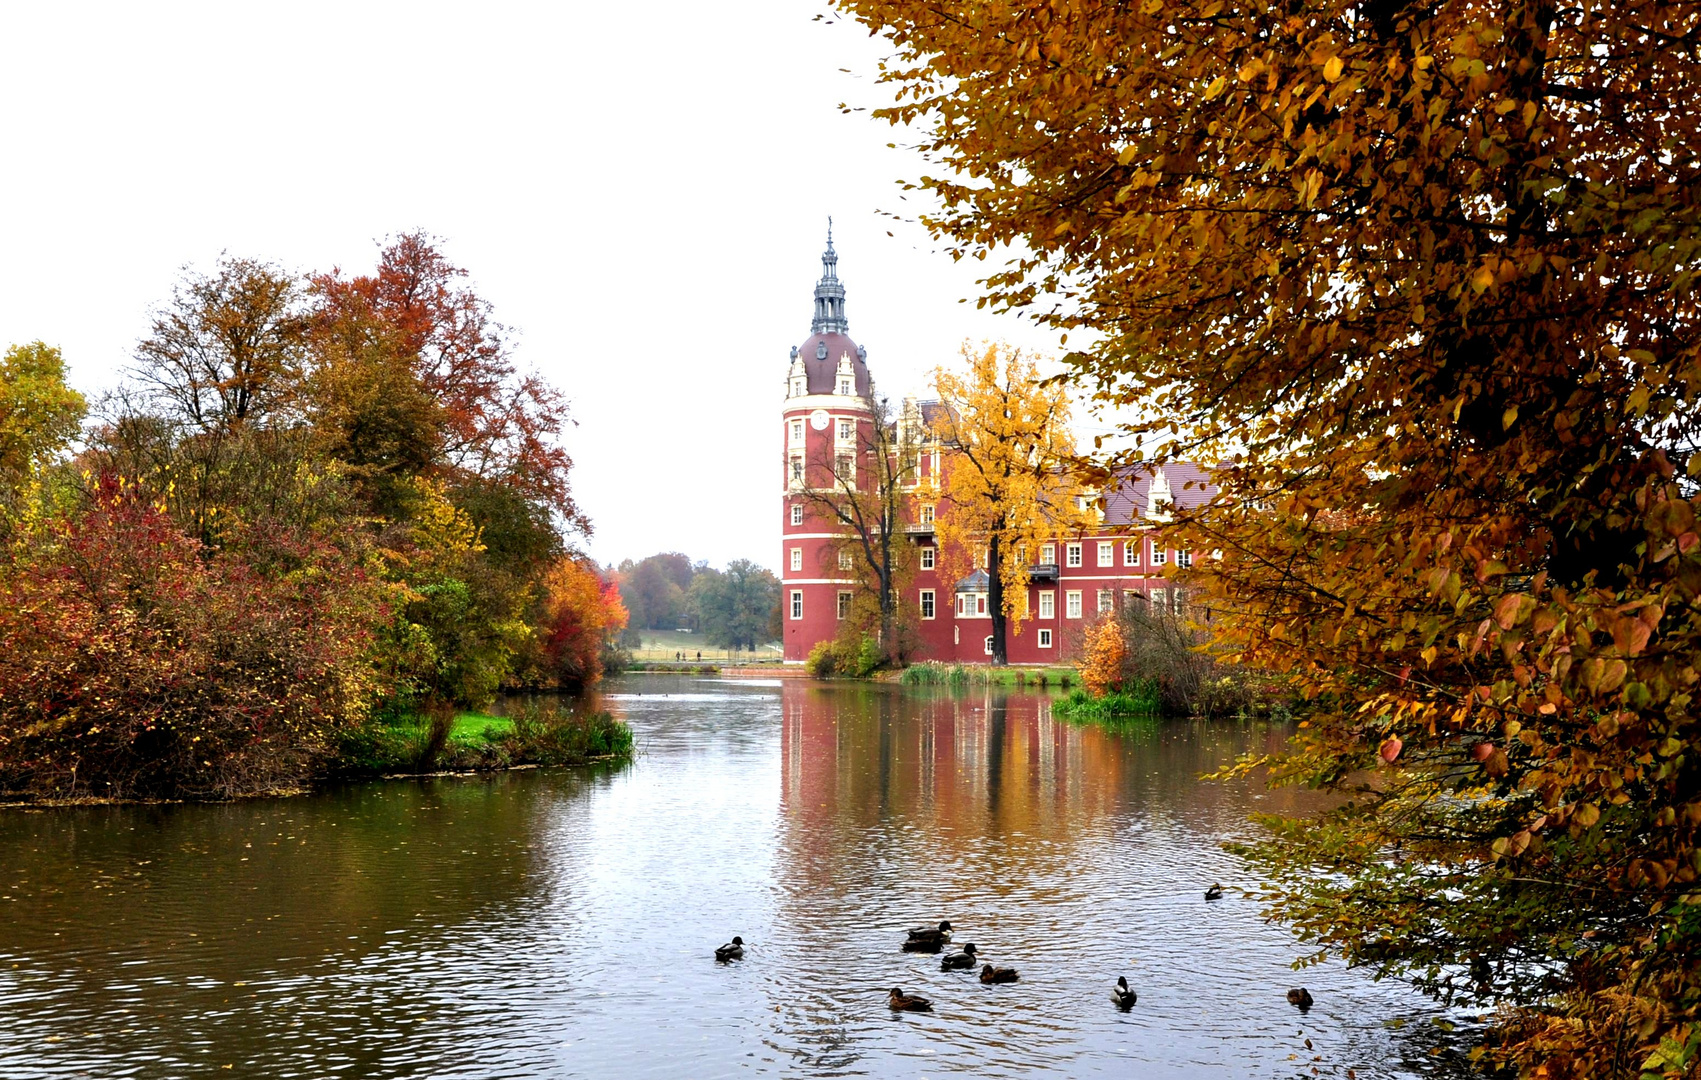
[940,943,979,970]
[902,920,953,953]
[714,936,744,962]
[979,963,1020,984]
[1205,883,1224,901]
[1287,987,1314,1009]
[1111,976,1138,1009]
[888,987,933,1012]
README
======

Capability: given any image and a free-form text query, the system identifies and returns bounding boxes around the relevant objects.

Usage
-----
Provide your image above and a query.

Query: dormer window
[839,378,851,394]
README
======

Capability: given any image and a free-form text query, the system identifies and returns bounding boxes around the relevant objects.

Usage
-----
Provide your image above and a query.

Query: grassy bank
[897,662,1076,689]
[1051,685,1161,724]
[335,701,633,776]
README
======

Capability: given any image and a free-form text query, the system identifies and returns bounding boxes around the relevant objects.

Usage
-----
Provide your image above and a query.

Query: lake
[0,676,1468,1078]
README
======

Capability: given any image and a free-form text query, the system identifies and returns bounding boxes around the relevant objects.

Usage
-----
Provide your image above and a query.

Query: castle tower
[781,226,876,662]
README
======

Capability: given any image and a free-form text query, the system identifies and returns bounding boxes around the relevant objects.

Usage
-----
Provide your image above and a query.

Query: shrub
[0,476,386,800]
[506,701,632,764]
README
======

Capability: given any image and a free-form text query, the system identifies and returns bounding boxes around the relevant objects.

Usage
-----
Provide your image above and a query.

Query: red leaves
[1378,735,1403,763]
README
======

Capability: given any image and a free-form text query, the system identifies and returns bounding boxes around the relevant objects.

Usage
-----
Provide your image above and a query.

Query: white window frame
[837,417,854,443]
[1097,541,1114,567]
[789,454,803,488]
[1152,545,1168,567]
[790,503,803,526]
[838,550,853,570]
[1038,590,1055,619]
[1178,549,1193,568]
[920,589,935,619]
[838,377,852,395]
[1097,589,1113,614]
[920,547,935,570]
[836,452,855,483]
[790,590,803,620]
[789,419,804,447]
[1065,590,1083,619]
[837,591,852,620]
[1124,540,1139,567]
[790,548,802,572]
[1041,542,1056,564]
[984,635,994,656]
[1038,628,1053,648]
[1065,543,1082,568]
[920,503,935,525]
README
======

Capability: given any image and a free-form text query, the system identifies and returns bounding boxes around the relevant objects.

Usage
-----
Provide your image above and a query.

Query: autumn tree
[0,342,85,531]
[842,0,1701,1072]
[311,232,586,534]
[134,257,307,434]
[925,342,1086,665]
[535,557,628,690]
[617,552,696,631]
[791,394,920,663]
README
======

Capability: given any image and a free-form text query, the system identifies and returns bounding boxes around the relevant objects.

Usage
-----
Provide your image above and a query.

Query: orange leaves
[1078,619,1128,697]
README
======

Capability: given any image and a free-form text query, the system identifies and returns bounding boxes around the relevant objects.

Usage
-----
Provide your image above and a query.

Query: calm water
[0,677,1468,1078]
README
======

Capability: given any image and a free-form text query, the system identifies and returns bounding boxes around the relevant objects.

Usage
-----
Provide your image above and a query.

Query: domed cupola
[788,222,872,399]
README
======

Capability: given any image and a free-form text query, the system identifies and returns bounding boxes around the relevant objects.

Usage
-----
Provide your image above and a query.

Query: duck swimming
[940,943,978,970]
[1205,883,1224,901]
[1111,976,1137,1009]
[902,920,953,953]
[888,987,933,1012]
[1287,987,1314,1009]
[979,963,1019,984]
[714,936,744,962]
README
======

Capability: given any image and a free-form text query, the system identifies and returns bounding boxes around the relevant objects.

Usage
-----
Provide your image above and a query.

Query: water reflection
[0,677,1466,1078]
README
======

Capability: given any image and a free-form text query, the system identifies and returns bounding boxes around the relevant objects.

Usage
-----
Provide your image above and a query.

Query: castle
[779,233,1214,664]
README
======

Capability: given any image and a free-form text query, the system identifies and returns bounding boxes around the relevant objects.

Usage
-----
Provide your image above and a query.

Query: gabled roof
[1098,463,1217,526]
[954,568,990,593]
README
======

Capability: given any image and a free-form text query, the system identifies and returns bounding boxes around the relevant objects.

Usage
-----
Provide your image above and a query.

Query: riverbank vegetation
[336,701,632,777]
[1061,606,1287,722]
[841,1,1701,1073]
[898,661,1074,689]
[0,235,630,803]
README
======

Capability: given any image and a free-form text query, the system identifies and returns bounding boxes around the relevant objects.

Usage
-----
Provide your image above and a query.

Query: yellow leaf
[1203,75,1227,101]
[1323,56,1343,82]
[1501,405,1518,430]
[1471,266,1495,293]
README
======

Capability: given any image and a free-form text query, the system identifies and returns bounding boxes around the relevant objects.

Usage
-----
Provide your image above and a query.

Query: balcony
[1027,563,1059,583]
[903,522,935,540]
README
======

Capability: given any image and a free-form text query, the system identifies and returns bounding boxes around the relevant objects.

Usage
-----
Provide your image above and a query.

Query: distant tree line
[613,552,781,651]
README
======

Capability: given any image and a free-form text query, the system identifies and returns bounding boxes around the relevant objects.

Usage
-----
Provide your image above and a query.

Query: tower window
[790,548,802,572]
[920,589,935,619]
[790,504,803,526]
[790,590,803,620]
[790,419,804,445]
[837,591,852,620]
[838,550,853,570]
[837,418,853,442]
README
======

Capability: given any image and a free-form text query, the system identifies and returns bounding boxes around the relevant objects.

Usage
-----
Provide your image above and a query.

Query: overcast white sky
[0,1,1086,571]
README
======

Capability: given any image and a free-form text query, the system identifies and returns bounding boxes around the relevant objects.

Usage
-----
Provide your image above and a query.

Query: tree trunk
[988,532,1008,665]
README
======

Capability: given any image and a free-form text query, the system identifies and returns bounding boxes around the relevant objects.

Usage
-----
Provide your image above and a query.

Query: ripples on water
[0,676,1472,1078]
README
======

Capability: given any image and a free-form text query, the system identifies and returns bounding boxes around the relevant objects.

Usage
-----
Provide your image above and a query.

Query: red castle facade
[779,235,1214,664]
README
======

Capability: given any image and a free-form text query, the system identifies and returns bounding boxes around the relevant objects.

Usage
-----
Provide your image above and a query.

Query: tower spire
[811,220,848,334]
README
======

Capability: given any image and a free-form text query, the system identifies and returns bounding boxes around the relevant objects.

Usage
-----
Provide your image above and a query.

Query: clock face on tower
[809,410,830,431]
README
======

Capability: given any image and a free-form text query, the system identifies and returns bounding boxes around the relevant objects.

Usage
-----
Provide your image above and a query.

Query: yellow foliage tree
[1077,619,1127,698]
[925,341,1088,664]
[841,0,1701,1072]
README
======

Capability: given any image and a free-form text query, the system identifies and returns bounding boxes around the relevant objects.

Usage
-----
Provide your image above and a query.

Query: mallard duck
[1111,976,1137,1009]
[1287,987,1314,1009]
[714,936,744,962]
[979,963,1019,984]
[940,943,978,970]
[888,987,933,1011]
[903,920,952,952]
[1205,883,1224,901]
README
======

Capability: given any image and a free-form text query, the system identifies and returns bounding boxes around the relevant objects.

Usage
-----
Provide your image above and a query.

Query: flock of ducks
[711,884,1319,1020]
[712,886,1317,1016]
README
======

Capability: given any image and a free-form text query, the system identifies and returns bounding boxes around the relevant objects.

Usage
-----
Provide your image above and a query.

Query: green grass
[1052,684,1162,723]
[334,703,630,775]
[898,662,1076,688]
[449,712,511,745]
